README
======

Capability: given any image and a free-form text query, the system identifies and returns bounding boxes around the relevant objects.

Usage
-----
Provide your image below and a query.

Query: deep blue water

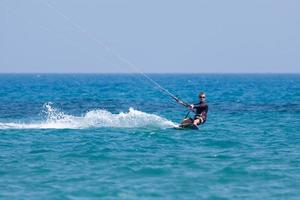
[0,74,299,200]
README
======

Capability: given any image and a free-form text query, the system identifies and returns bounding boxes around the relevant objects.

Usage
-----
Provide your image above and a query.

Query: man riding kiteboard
[180,92,208,129]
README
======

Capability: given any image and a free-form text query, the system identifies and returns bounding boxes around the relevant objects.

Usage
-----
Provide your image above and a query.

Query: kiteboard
[174,122,199,130]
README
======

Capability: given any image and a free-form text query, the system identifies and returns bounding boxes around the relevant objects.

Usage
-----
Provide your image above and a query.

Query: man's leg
[193,118,203,126]
[182,118,193,124]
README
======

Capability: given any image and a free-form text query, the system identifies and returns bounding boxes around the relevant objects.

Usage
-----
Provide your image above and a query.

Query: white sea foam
[0,103,177,129]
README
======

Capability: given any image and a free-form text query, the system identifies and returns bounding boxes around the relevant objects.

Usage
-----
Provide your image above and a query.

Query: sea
[0,74,299,200]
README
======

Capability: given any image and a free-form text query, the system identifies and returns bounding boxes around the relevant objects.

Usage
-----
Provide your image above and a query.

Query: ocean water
[0,74,299,200]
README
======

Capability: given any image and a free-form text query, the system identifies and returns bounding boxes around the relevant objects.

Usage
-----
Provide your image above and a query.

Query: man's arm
[189,103,201,111]
[190,103,201,109]
[200,105,208,120]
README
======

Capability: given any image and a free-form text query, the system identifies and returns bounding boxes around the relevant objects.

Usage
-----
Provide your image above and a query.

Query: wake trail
[0,103,177,130]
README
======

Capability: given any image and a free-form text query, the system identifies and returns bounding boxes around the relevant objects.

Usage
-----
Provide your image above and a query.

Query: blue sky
[1,0,299,73]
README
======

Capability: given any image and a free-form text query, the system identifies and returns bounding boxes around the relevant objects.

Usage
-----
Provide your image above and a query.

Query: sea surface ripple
[0,74,299,200]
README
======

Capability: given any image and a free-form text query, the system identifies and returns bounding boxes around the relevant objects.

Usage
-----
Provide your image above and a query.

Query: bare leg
[193,119,200,126]
[193,118,204,126]
[182,118,193,124]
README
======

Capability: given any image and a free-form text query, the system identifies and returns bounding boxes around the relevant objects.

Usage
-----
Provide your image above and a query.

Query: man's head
[198,92,206,102]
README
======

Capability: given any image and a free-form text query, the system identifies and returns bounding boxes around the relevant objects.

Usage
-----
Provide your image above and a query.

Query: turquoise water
[0,74,299,199]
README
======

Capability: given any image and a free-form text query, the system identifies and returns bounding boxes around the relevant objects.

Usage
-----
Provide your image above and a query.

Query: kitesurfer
[182,92,208,126]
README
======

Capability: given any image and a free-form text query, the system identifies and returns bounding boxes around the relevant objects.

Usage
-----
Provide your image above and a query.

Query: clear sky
[1,0,299,73]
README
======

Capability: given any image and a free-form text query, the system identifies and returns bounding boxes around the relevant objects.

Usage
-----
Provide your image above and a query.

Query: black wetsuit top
[193,101,208,123]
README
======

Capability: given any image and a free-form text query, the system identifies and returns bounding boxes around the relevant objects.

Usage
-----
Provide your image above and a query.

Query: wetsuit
[191,102,208,124]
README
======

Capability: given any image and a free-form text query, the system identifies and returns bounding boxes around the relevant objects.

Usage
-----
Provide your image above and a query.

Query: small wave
[0,103,176,129]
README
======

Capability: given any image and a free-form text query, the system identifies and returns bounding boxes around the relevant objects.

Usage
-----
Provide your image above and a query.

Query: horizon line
[0,72,299,75]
